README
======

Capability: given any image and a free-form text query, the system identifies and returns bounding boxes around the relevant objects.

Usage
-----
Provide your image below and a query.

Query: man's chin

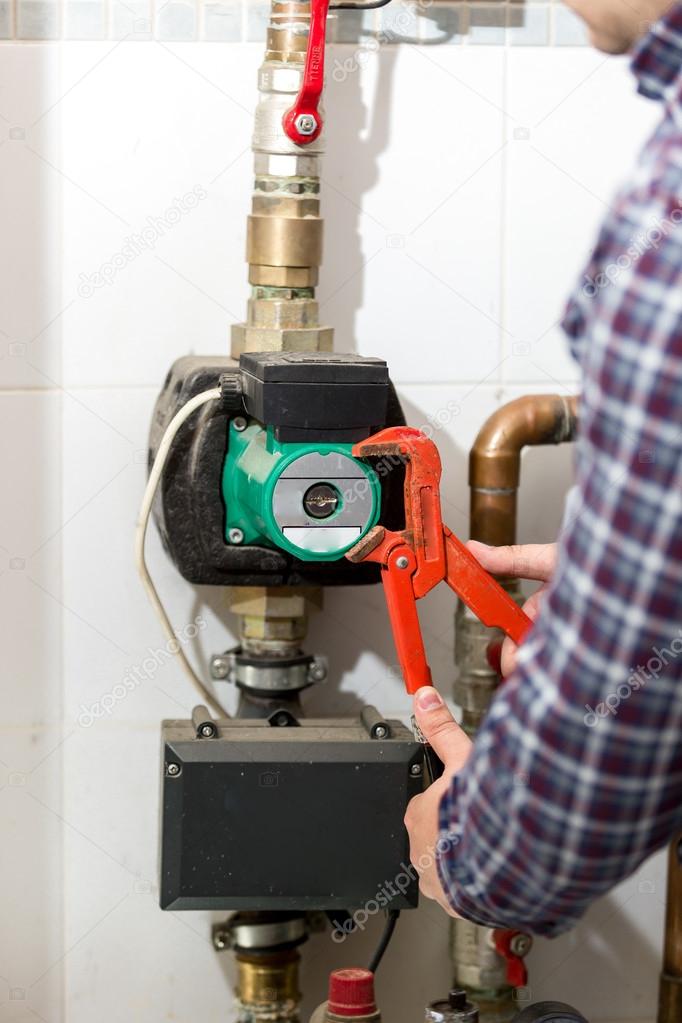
[589,27,632,54]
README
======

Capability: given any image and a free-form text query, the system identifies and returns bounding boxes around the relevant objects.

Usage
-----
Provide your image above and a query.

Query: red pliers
[346,427,532,696]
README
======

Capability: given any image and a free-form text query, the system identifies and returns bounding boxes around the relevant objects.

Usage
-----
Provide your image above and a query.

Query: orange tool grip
[381,547,432,694]
[444,528,532,645]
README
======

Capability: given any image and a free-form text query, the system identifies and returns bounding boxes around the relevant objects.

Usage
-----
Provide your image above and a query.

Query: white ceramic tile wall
[0,15,667,1023]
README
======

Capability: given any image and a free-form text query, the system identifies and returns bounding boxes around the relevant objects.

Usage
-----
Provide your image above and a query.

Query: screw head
[396,555,409,570]
[295,113,317,136]
[228,527,244,545]
[374,724,388,739]
[200,723,215,738]
[410,762,422,777]
[213,930,231,951]
[233,416,247,432]
[167,763,181,777]
[509,933,533,958]
[211,655,231,680]
[308,660,327,683]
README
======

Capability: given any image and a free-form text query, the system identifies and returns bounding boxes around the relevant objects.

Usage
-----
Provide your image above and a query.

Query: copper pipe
[658,833,682,1023]
[451,394,580,1017]
[469,394,579,547]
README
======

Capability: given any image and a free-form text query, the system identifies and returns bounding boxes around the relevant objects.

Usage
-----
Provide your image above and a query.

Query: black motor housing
[149,354,406,587]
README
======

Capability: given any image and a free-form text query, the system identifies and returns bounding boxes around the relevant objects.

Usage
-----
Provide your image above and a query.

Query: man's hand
[404,686,472,915]
[467,541,558,676]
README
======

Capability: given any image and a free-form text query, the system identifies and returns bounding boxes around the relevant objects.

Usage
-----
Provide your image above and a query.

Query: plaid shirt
[437,6,682,937]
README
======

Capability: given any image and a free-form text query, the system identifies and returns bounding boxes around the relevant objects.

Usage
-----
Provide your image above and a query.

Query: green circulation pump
[223,419,381,562]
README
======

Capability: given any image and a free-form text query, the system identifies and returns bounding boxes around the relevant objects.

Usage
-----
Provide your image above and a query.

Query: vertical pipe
[236,949,302,1023]
[455,394,578,734]
[228,0,330,651]
[452,394,579,1022]
[231,0,331,359]
[221,5,326,1015]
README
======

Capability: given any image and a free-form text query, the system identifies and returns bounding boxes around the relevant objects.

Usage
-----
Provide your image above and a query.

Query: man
[405,0,682,936]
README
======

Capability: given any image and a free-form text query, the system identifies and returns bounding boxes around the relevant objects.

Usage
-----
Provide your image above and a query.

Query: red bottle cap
[328,968,377,1018]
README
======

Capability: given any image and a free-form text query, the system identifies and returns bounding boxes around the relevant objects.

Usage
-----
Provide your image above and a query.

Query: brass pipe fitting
[227,586,322,659]
[236,949,302,1022]
[469,394,579,547]
[247,213,323,270]
[230,0,332,359]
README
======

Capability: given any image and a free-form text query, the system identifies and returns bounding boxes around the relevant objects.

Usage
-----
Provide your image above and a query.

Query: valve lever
[282,0,330,145]
[346,427,533,696]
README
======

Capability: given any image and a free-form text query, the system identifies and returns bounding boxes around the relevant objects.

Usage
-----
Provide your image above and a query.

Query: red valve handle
[282,0,330,145]
[493,929,532,989]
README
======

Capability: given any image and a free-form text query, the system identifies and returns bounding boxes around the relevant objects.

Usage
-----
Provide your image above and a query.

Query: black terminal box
[239,351,390,442]
[160,713,422,911]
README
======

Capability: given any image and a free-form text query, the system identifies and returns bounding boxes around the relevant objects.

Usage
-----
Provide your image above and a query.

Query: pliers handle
[346,427,532,695]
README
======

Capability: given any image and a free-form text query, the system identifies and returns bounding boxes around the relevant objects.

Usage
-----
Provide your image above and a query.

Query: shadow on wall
[528,884,662,1016]
[322,45,399,355]
[321,0,529,351]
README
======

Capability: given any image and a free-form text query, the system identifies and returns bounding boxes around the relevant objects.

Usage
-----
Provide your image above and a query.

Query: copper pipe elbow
[470,394,579,491]
[468,394,579,547]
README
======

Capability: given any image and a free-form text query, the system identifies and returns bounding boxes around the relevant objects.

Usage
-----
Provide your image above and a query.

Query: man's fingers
[498,589,544,676]
[413,687,472,769]
[500,636,517,679]
[522,588,544,621]
[467,540,557,582]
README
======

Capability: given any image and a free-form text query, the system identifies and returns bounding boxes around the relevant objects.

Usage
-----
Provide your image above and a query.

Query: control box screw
[213,929,231,951]
[410,762,422,777]
[233,416,247,432]
[228,527,245,545]
[295,113,317,136]
[166,763,181,777]
[308,660,327,683]
[210,655,232,680]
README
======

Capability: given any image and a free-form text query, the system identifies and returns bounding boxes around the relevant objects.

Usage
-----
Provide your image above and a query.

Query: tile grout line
[0,378,581,395]
[0,2,591,45]
[498,40,509,395]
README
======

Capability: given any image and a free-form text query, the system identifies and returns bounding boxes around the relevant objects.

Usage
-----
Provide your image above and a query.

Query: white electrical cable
[135,386,228,719]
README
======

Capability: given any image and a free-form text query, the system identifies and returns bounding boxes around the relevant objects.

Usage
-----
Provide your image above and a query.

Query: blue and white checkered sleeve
[436,189,682,936]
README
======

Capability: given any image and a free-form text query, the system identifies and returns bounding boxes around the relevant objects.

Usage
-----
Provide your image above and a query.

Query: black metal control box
[240,351,390,442]
[160,715,422,911]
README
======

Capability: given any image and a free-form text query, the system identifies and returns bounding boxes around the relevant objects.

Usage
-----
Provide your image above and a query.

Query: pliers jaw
[347,427,532,697]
